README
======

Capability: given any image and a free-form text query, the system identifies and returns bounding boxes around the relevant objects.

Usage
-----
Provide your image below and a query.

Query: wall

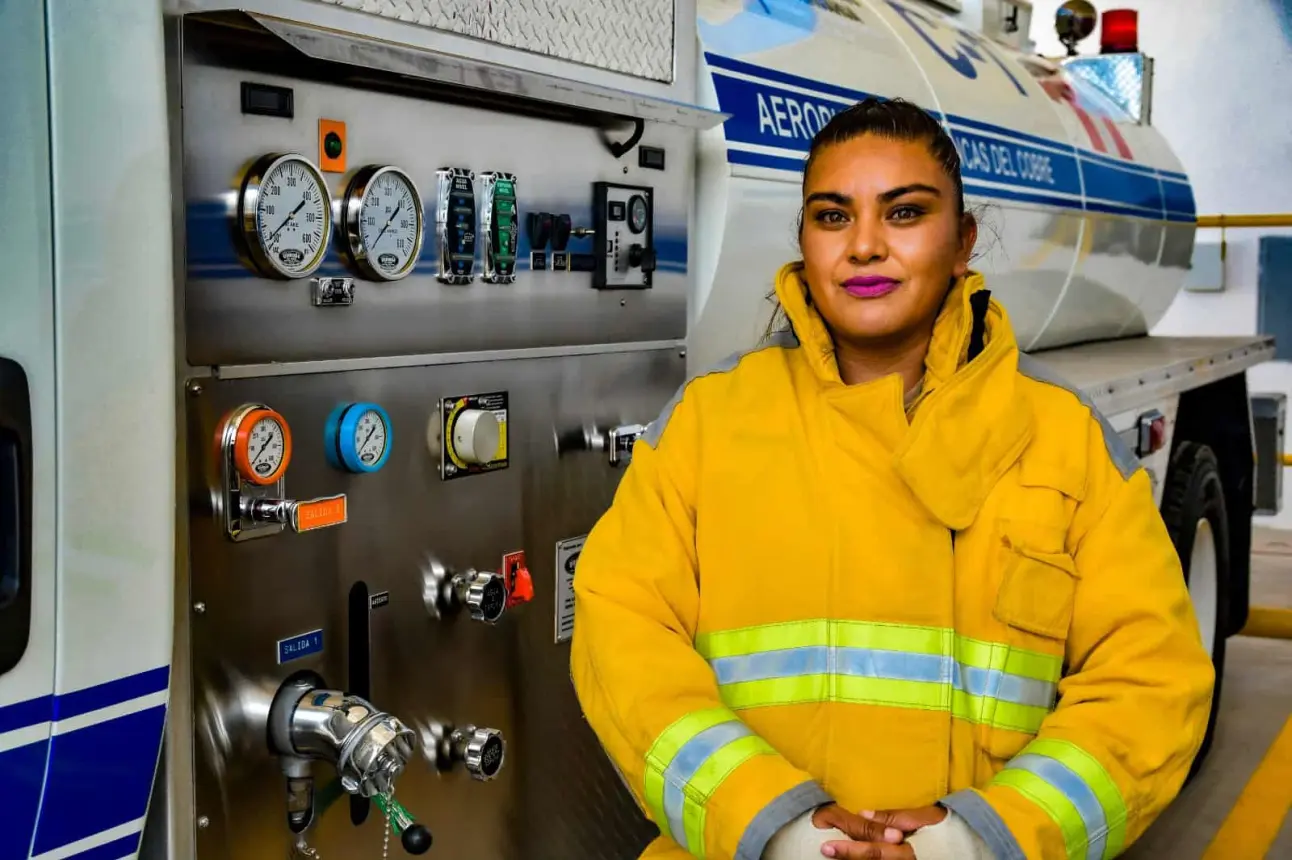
[1030,0,1292,525]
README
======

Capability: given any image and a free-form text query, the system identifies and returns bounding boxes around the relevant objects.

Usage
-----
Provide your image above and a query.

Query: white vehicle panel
[0,4,59,858]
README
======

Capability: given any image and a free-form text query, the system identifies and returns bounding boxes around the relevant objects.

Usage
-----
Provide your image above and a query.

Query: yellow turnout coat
[570,263,1213,860]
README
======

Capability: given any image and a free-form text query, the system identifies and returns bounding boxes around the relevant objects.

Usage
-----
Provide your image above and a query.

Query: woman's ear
[953,212,978,277]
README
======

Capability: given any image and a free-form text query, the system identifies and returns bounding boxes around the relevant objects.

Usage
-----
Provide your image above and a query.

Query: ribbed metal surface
[316,0,676,81]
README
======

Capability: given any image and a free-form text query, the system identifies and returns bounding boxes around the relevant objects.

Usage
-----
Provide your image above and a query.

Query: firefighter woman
[569,98,1214,860]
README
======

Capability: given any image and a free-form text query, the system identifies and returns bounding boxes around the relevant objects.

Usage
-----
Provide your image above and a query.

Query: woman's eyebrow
[879,183,941,202]
[805,191,852,206]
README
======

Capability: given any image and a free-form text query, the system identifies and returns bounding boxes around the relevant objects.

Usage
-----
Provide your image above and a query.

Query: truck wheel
[1159,442,1229,780]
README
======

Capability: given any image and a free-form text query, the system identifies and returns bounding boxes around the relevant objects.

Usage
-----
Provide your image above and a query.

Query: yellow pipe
[1239,607,1292,640]
[1283,454,1292,467]
[1196,213,1292,229]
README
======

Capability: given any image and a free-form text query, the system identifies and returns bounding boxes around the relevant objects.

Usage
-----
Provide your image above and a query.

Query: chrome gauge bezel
[341,164,426,282]
[236,152,334,280]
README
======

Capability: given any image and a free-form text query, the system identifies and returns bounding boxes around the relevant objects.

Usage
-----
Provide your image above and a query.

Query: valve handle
[373,794,433,855]
[401,825,433,855]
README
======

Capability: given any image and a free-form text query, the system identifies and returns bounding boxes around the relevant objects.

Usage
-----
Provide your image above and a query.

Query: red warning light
[1100,9,1139,54]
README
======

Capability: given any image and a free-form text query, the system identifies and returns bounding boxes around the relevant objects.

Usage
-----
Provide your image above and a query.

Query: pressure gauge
[237,153,333,279]
[232,407,293,486]
[627,195,649,234]
[342,165,425,281]
[325,402,393,474]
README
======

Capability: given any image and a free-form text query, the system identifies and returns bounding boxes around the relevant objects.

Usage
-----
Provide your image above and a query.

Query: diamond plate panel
[314,0,676,82]
[1065,54,1148,123]
[317,0,483,36]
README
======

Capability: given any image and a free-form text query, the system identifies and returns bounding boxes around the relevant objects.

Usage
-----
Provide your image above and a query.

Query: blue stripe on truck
[0,666,169,859]
[704,51,1196,223]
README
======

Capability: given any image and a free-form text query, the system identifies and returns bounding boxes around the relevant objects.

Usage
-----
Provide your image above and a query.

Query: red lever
[508,564,534,607]
[502,550,533,607]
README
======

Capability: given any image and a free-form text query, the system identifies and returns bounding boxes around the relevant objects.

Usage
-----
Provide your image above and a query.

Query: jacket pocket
[977,538,1075,767]
[992,539,1079,640]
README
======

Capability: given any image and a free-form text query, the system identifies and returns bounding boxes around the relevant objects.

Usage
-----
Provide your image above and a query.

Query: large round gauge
[326,402,393,474]
[627,194,649,235]
[237,153,333,279]
[233,406,293,486]
[342,165,425,281]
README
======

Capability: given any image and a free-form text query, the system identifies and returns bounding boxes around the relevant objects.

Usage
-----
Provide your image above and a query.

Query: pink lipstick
[842,275,900,298]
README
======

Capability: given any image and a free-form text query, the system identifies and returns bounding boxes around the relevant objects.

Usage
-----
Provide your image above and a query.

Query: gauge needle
[361,426,377,452]
[372,202,402,248]
[269,200,307,243]
[254,437,274,464]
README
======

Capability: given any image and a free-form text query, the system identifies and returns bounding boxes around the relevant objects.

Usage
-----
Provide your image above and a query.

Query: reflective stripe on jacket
[569,263,1214,860]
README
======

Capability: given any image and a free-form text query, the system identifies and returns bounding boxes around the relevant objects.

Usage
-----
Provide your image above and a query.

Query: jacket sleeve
[942,417,1215,860]
[569,385,832,860]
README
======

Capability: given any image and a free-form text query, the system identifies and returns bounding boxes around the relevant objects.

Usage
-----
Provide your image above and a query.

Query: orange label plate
[294,495,348,532]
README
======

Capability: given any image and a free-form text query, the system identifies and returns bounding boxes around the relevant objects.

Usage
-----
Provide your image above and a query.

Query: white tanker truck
[0,0,1276,858]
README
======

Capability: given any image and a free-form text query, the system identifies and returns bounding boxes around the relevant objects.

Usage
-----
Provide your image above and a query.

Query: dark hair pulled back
[800,97,965,222]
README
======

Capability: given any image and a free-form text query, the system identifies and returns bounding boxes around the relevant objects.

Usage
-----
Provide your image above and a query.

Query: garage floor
[1126,527,1292,860]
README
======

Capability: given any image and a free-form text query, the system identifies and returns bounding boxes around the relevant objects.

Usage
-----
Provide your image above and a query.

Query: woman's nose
[848,217,887,263]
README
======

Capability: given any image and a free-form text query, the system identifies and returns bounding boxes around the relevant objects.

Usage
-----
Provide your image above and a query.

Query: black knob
[629,244,657,273]
[527,212,553,250]
[453,571,507,624]
[402,824,433,854]
[552,214,572,251]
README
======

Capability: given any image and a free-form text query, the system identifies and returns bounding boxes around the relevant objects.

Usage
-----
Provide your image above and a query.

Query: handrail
[1196,214,1292,229]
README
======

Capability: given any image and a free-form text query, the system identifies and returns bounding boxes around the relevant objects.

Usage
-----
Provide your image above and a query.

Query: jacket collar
[773,262,1034,530]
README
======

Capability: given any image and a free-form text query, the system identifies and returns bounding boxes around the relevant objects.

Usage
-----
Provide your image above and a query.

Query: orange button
[319,119,346,173]
[293,495,347,532]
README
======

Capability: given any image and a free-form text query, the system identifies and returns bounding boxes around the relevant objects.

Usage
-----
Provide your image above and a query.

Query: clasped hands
[810,803,948,859]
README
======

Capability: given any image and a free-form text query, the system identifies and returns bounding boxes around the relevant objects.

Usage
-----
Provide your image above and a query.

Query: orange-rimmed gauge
[233,407,292,486]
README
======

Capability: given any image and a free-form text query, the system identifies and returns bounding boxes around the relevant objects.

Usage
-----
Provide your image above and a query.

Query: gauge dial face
[627,195,648,234]
[354,168,423,280]
[245,415,287,481]
[252,156,331,278]
[352,408,389,466]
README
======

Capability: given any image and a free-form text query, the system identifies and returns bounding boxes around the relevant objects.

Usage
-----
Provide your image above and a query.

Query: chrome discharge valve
[421,558,508,624]
[555,421,647,467]
[268,671,432,854]
[419,721,506,781]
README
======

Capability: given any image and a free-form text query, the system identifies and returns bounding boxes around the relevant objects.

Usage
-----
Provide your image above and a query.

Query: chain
[381,786,394,860]
[291,835,322,859]
[288,787,396,860]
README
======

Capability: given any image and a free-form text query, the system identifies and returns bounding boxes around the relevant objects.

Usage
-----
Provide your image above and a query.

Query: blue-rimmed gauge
[325,402,393,473]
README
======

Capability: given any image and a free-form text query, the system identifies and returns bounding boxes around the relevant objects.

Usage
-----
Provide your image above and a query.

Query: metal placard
[554,535,585,644]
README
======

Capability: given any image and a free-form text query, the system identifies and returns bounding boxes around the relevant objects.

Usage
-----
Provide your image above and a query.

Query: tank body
[690,0,1197,371]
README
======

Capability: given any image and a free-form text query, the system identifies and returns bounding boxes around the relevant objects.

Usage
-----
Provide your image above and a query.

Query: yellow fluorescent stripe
[1202,714,1292,860]
[1024,738,1127,856]
[696,619,1062,682]
[716,677,1049,732]
[832,620,949,655]
[953,692,1050,734]
[994,769,1086,859]
[697,620,830,658]
[683,797,705,859]
[690,735,775,800]
[646,707,732,768]
[643,767,667,828]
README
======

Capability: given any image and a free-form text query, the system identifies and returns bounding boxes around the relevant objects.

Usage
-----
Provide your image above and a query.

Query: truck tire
[1159,441,1229,780]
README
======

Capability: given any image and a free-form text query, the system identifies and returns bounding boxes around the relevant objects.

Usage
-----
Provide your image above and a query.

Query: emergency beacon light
[1100,9,1140,54]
